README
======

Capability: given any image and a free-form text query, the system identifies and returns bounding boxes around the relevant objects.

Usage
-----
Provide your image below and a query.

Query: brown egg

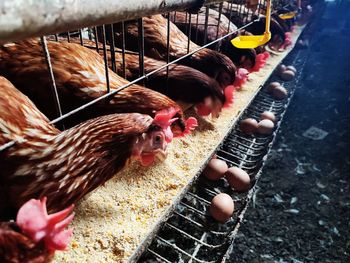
[276,64,286,75]
[269,85,288,100]
[203,159,228,180]
[225,167,251,192]
[209,193,234,223]
[260,111,276,122]
[267,82,282,93]
[257,119,275,134]
[239,118,258,135]
[285,65,297,74]
[280,70,295,81]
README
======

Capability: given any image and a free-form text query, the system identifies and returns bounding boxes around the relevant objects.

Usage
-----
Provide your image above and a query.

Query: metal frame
[0,0,262,152]
[0,0,227,45]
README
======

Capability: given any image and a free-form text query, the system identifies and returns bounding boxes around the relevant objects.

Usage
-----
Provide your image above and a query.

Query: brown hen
[0,76,179,216]
[52,37,228,117]
[103,14,237,89]
[0,39,196,135]
[169,9,256,69]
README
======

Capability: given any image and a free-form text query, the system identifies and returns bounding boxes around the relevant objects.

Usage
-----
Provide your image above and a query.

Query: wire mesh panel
[0,0,267,150]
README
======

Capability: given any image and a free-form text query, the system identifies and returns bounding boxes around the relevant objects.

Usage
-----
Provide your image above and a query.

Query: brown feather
[170,9,257,69]
[53,37,226,107]
[0,222,51,263]
[0,76,155,216]
[104,15,237,87]
[0,39,183,129]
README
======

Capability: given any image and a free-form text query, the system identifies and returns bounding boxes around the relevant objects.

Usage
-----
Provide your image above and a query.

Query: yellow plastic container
[231,0,272,49]
[279,11,297,20]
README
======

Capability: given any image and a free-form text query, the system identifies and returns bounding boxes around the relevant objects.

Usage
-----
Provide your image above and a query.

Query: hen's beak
[154,149,168,162]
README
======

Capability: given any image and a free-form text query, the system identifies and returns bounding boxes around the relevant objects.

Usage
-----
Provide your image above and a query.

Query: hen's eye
[155,135,162,143]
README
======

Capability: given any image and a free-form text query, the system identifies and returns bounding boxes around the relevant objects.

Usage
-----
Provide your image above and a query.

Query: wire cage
[0,0,277,150]
[0,0,304,262]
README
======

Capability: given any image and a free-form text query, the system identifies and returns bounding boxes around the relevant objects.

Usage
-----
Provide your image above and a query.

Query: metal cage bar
[0,0,228,45]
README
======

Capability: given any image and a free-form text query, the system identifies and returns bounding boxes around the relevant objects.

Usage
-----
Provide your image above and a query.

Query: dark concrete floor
[229,1,350,262]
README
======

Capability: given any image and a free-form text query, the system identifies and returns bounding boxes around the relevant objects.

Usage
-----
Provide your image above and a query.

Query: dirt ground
[229,1,350,262]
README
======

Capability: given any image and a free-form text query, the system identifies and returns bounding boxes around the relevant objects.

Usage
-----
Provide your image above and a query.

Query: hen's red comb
[153,108,179,143]
[16,197,74,253]
[153,107,197,140]
[233,68,249,90]
[250,51,270,72]
[280,33,292,50]
[180,117,198,136]
[262,51,270,60]
[285,32,292,38]
[223,85,235,108]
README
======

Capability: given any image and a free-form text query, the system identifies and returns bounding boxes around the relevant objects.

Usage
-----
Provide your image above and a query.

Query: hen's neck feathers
[0,76,153,213]
[3,113,152,213]
[0,39,179,120]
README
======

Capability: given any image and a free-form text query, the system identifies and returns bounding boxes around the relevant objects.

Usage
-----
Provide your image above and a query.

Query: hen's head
[16,197,74,254]
[133,108,197,166]
[233,68,249,90]
[279,32,293,50]
[196,85,235,117]
[203,50,236,89]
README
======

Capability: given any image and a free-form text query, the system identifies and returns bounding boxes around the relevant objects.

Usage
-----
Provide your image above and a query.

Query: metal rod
[243,2,249,25]
[188,233,207,263]
[93,27,100,53]
[40,36,64,121]
[121,21,127,79]
[155,236,208,263]
[187,13,192,53]
[147,249,173,263]
[137,18,145,80]
[109,24,117,73]
[226,0,235,33]
[195,13,200,43]
[203,6,210,45]
[185,12,188,35]
[166,13,171,94]
[101,25,111,93]
[0,0,227,45]
[79,29,84,46]
[66,30,70,42]
[165,222,221,248]
[215,2,223,50]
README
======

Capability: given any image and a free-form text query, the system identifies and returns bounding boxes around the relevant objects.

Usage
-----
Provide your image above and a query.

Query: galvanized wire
[40,36,64,120]
[0,3,263,151]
